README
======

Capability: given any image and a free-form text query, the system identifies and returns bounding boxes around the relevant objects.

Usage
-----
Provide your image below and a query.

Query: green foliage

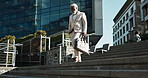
[36,30,46,36]
[16,30,47,43]
[16,34,35,43]
[0,30,70,44]
[0,35,16,43]
[64,33,70,38]
[51,33,70,42]
[0,30,47,43]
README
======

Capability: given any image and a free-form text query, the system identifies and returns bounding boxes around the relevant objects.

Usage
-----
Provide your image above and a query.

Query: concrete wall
[92,0,103,35]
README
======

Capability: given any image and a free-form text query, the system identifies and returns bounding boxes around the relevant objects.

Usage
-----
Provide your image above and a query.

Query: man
[68,3,87,62]
[135,31,141,42]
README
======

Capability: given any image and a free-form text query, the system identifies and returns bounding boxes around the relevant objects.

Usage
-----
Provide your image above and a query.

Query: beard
[73,10,78,14]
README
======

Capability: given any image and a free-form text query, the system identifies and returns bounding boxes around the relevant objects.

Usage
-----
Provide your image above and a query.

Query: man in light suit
[68,3,87,62]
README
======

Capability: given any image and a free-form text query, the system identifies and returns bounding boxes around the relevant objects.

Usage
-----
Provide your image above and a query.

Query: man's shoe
[72,57,77,62]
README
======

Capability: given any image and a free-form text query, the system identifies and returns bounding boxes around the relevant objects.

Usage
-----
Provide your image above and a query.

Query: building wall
[92,0,103,35]
[141,0,148,34]
[113,0,141,46]
[38,0,102,36]
[0,0,103,39]
[0,0,36,38]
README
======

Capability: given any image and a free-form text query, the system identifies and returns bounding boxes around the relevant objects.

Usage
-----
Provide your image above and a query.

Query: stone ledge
[5,70,148,78]
[0,67,16,75]
[11,55,148,71]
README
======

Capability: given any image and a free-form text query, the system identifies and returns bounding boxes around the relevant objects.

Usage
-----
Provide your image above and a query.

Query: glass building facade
[0,0,93,38]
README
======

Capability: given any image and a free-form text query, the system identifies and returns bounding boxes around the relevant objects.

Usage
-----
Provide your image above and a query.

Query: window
[123,26,125,34]
[130,7,134,15]
[130,17,133,27]
[146,20,148,30]
[123,17,125,23]
[120,20,122,26]
[113,36,115,42]
[147,4,148,15]
[120,39,122,45]
[123,36,126,44]
[127,34,129,41]
[126,23,129,31]
[120,29,122,36]
[146,4,148,15]
[51,0,59,7]
[115,26,117,32]
[115,34,117,40]
[41,13,49,25]
[12,0,18,6]
[113,28,115,33]
[143,4,148,17]
[118,23,120,28]
[60,0,69,5]
[42,0,50,9]
[118,32,119,38]
[126,13,128,20]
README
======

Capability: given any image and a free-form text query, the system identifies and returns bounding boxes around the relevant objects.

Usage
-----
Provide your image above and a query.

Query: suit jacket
[68,11,87,34]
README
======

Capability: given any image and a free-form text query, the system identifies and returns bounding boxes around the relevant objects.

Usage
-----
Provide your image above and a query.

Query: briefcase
[74,36,89,54]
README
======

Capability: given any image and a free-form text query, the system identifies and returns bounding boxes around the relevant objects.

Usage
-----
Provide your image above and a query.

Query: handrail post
[6,40,10,67]
[59,44,62,64]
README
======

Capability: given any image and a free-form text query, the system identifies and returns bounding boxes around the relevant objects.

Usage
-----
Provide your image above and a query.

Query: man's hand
[82,32,86,36]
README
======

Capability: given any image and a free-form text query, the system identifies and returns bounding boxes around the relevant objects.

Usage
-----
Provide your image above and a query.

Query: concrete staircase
[82,40,148,61]
[1,40,148,78]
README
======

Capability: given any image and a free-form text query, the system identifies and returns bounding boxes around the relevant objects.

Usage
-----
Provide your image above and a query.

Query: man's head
[70,3,78,14]
[135,31,139,35]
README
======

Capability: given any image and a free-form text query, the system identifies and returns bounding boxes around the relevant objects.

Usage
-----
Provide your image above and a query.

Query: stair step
[3,55,148,78]
[110,45,148,52]
[82,50,148,61]
[0,75,44,78]
[82,40,148,61]
[3,69,148,78]
[110,40,148,50]
[88,48,148,57]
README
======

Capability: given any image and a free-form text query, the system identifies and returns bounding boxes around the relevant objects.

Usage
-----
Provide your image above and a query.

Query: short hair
[70,3,78,8]
[135,31,138,35]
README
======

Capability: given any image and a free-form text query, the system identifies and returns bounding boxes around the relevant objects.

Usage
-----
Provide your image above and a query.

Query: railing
[0,39,22,67]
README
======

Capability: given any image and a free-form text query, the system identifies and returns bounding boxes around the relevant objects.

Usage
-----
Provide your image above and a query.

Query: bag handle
[79,35,87,43]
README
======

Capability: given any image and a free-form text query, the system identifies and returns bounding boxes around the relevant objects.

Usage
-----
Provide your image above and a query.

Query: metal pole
[59,44,62,64]
[40,35,42,52]
[48,37,50,50]
[87,34,90,44]
[13,49,16,67]
[35,0,38,31]
[44,37,47,65]
[40,35,42,65]
[21,43,23,65]
[29,39,32,65]
[6,40,10,67]
[44,36,46,52]
[62,31,64,47]
[12,39,16,67]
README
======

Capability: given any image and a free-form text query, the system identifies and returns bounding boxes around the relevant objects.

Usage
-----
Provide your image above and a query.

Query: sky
[96,0,126,48]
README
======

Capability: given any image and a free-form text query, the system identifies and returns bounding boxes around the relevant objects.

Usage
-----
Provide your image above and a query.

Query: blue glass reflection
[0,0,93,38]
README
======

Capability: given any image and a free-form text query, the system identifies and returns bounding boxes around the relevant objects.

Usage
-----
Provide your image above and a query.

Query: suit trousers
[70,32,82,62]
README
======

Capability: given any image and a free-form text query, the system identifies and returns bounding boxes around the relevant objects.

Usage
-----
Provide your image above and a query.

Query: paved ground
[0,67,17,75]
